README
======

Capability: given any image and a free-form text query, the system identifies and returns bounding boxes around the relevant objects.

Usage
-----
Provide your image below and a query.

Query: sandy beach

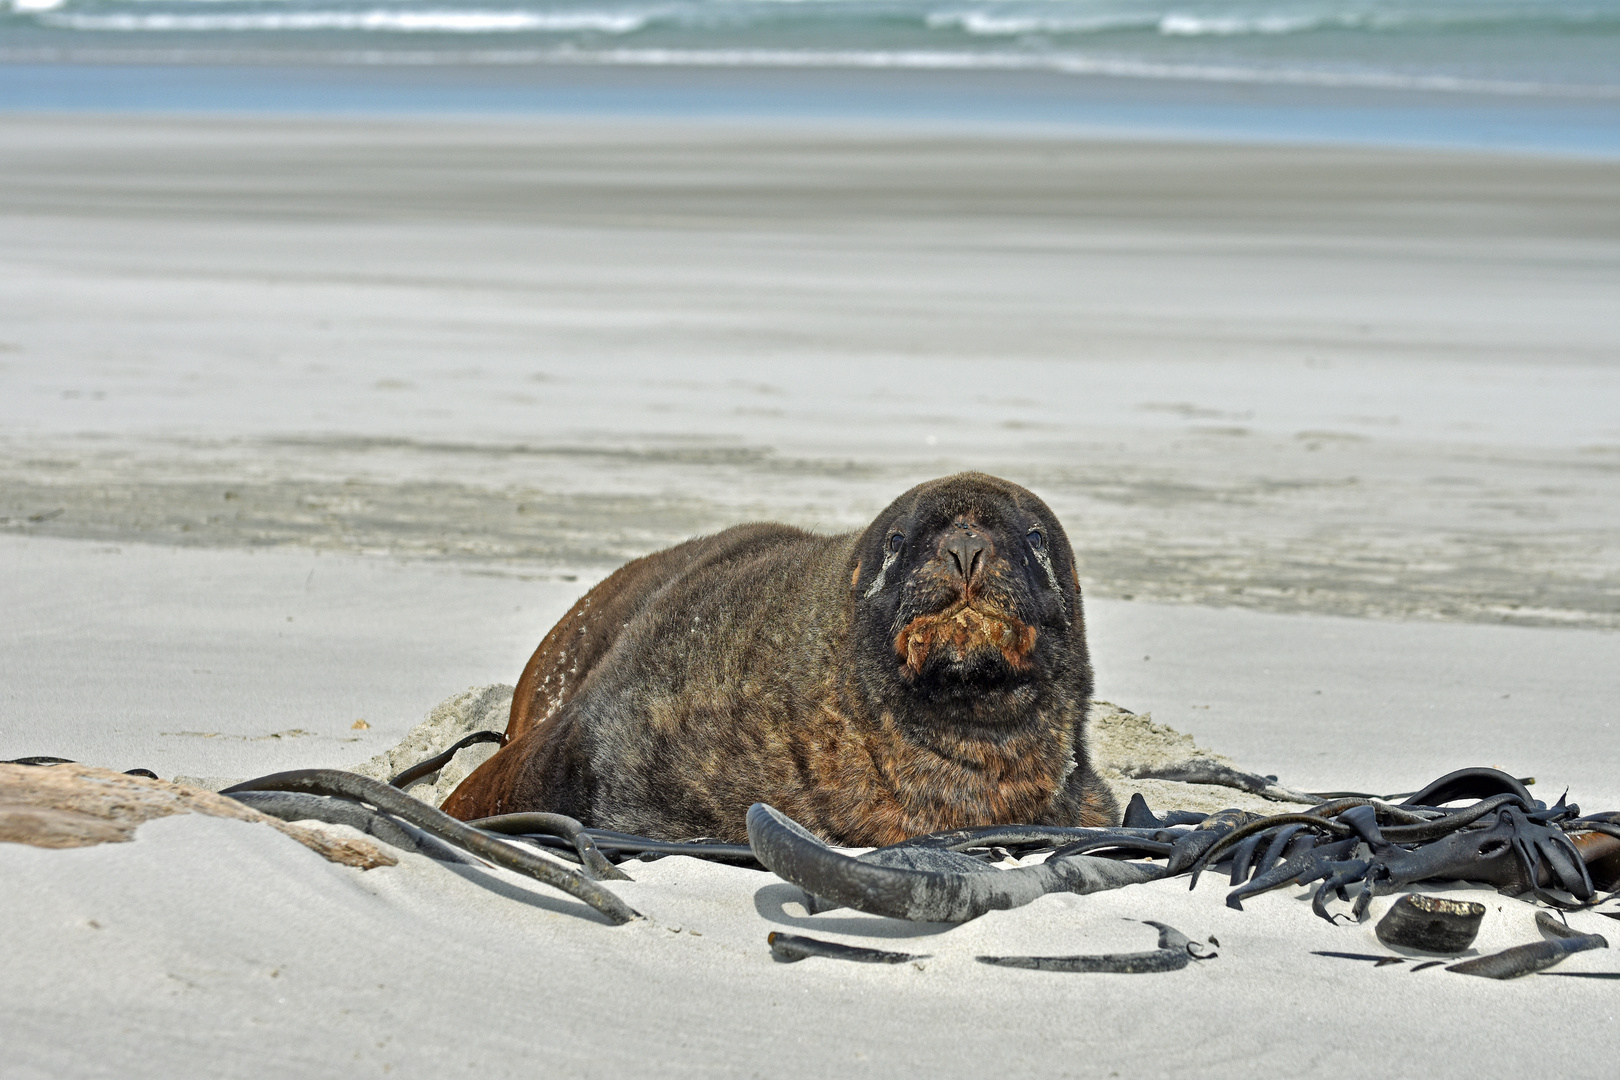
[5,115,1619,626]
[3,113,1619,1076]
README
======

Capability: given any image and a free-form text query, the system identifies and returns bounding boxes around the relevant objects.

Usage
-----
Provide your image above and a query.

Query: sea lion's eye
[1027,529,1044,550]
[888,532,905,553]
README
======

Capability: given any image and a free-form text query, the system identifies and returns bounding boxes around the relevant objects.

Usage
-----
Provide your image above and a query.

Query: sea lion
[440,472,1119,845]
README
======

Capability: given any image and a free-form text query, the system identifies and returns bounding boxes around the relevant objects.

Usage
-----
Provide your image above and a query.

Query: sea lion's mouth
[893,599,1037,679]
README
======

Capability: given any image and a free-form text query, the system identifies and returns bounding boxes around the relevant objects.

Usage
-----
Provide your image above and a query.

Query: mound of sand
[1088,700,1315,815]
[347,683,513,807]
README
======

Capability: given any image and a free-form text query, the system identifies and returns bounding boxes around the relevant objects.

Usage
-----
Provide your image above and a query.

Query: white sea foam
[925,11,1157,35]
[541,46,1620,99]
[926,10,1337,37]
[1156,12,1324,35]
[44,8,649,32]
[18,0,1620,102]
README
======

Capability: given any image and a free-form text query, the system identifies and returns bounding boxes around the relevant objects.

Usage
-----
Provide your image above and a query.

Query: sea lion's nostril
[942,532,988,582]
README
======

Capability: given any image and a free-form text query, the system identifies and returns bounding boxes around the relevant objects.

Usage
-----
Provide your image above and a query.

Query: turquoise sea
[2,0,1618,151]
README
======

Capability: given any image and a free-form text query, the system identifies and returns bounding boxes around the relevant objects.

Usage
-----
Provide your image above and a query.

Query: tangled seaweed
[11,749,1618,981]
[743,767,1618,930]
[220,770,643,925]
[1200,769,1599,920]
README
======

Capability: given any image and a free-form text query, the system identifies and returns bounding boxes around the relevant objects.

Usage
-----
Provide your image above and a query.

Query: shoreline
[3,59,1620,158]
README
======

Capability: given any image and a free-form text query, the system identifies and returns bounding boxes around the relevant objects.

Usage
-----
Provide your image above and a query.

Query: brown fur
[441,474,1118,843]
[896,604,1038,677]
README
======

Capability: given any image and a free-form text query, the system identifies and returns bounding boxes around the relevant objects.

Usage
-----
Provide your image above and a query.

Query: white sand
[3,114,1619,1076]
[5,535,1618,1077]
[5,809,1616,1079]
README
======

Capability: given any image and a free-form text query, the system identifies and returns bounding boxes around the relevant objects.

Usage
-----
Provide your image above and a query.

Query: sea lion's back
[505,522,815,743]
[438,523,819,822]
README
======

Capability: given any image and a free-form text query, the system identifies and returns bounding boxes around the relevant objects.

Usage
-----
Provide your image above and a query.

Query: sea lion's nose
[942,530,988,583]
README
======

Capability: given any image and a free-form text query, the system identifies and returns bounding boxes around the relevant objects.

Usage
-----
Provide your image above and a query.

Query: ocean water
[2,0,1618,150]
[6,0,1617,93]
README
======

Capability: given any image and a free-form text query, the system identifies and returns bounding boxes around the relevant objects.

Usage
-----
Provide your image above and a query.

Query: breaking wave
[7,0,1619,100]
[44,8,648,32]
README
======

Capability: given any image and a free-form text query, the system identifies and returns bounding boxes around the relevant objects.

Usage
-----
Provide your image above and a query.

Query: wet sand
[3,114,1620,626]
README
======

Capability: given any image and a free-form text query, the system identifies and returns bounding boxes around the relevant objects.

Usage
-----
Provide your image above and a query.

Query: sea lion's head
[849,473,1088,728]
